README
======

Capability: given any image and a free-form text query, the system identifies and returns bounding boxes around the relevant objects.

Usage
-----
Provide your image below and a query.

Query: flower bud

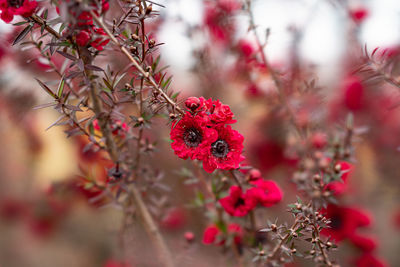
[185,97,201,111]
[184,231,195,243]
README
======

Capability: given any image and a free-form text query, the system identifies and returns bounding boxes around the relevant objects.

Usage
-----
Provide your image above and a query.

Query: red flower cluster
[203,0,240,44]
[170,97,244,173]
[321,204,386,266]
[219,178,282,217]
[202,223,243,245]
[58,0,110,51]
[321,204,371,243]
[0,0,37,23]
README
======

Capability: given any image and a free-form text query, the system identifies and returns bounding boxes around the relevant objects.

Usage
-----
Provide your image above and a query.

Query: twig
[245,0,305,139]
[30,14,61,39]
[90,11,184,115]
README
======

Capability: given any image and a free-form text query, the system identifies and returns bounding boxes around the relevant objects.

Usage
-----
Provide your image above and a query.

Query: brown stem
[245,0,305,139]
[30,14,61,39]
[33,9,175,267]
[312,224,333,266]
[266,221,299,262]
[90,11,184,115]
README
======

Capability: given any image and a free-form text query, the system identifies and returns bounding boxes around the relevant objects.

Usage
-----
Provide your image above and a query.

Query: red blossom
[185,96,203,111]
[219,185,257,217]
[104,260,131,267]
[202,225,220,244]
[203,0,240,44]
[76,30,91,46]
[325,161,352,196]
[202,223,243,245]
[161,207,187,230]
[202,125,245,173]
[350,234,378,252]
[321,204,372,242]
[249,179,283,207]
[184,231,195,242]
[354,253,387,267]
[205,98,236,125]
[311,132,328,149]
[349,7,369,25]
[170,112,218,160]
[342,75,365,111]
[0,0,37,23]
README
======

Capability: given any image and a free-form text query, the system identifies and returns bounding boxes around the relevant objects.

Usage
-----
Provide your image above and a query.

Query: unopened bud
[131,33,140,41]
[149,39,155,48]
[145,5,152,15]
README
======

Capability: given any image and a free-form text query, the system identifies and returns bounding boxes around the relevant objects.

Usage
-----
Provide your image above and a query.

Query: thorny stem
[194,165,245,266]
[90,11,184,115]
[267,220,299,262]
[229,170,242,189]
[245,0,305,140]
[83,51,175,267]
[30,14,61,39]
[312,223,333,266]
[33,11,175,267]
[134,13,147,172]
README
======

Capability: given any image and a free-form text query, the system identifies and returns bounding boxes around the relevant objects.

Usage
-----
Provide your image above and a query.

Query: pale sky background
[156,0,400,79]
[1,0,399,79]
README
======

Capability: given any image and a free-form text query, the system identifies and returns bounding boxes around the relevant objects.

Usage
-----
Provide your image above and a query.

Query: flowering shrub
[0,0,399,266]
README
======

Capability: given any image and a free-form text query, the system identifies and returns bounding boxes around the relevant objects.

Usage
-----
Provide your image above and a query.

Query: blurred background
[0,0,400,266]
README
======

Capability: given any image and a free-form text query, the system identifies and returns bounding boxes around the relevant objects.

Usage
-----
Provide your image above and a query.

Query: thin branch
[30,14,61,39]
[90,11,184,115]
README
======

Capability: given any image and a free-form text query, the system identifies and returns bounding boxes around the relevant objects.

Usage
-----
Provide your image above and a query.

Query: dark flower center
[211,139,229,158]
[183,127,202,147]
[7,0,24,7]
[330,215,343,230]
[234,197,245,208]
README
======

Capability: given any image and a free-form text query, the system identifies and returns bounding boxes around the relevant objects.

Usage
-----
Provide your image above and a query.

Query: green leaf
[57,78,65,98]
[35,78,57,99]
[13,23,34,45]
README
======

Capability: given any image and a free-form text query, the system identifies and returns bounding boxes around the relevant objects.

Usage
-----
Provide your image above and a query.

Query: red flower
[202,225,220,244]
[76,30,91,47]
[90,27,110,51]
[205,98,236,125]
[161,207,187,230]
[0,0,37,23]
[249,179,283,207]
[342,76,364,111]
[325,161,352,196]
[219,186,257,217]
[349,7,369,25]
[311,132,328,149]
[393,208,400,229]
[354,253,387,267]
[170,112,218,160]
[237,39,255,58]
[202,223,243,245]
[185,96,203,111]
[350,234,378,252]
[184,231,195,242]
[321,204,371,242]
[104,260,131,267]
[202,125,244,173]
[203,0,240,44]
